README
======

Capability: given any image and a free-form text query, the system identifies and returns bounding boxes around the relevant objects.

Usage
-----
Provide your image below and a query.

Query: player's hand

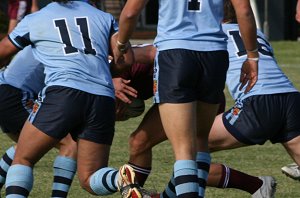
[239,59,258,93]
[113,77,137,103]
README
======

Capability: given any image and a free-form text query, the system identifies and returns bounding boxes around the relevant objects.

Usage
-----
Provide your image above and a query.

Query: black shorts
[223,92,300,145]
[153,49,229,104]
[28,86,115,145]
[0,84,34,133]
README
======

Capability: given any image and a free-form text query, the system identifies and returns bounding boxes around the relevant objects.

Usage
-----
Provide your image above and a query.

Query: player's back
[223,23,298,100]
[9,1,118,97]
[0,46,45,95]
[154,0,227,51]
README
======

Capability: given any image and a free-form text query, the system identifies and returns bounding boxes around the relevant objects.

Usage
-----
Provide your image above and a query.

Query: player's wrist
[246,47,259,62]
[247,57,259,62]
[117,40,129,53]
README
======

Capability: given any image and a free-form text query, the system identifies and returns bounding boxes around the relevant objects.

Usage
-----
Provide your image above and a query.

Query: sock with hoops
[161,174,176,198]
[128,162,151,186]
[0,146,15,190]
[174,160,198,197]
[196,152,211,198]
[51,156,77,198]
[89,167,118,195]
[5,164,33,198]
[218,164,263,194]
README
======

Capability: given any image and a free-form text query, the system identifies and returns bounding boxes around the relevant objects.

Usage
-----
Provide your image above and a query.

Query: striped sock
[89,167,118,195]
[161,174,176,198]
[174,160,198,198]
[0,146,15,190]
[128,162,151,186]
[196,152,211,198]
[51,156,77,198]
[5,164,33,198]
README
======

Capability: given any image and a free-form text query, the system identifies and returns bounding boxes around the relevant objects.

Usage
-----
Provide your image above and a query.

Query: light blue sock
[0,146,15,190]
[51,156,77,198]
[161,174,176,198]
[196,152,211,198]
[174,160,198,198]
[5,164,33,198]
[89,167,118,195]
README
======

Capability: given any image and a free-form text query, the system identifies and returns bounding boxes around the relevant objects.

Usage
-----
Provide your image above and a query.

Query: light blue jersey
[154,0,227,51]
[9,1,118,98]
[223,23,298,101]
[0,46,45,95]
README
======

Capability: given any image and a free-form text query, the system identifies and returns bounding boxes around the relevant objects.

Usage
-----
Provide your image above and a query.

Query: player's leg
[155,49,219,197]
[5,85,85,197]
[0,84,33,192]
[208,95,282,196]
[196,101,219,196]
[281,136,300,180]
[0,145,16,191]
[5,120,59,197]
[76,94,144,197]
[76,139,114,195]
[208,113,246,152]
[0,134,18,191]
[275,92,300,180]
[51,134,77,198]
[128,104,167,186]
[159,102,199,197]
[282,135,300,165]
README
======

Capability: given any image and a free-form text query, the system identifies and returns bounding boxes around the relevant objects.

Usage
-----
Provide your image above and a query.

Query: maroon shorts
[8,0,31,20]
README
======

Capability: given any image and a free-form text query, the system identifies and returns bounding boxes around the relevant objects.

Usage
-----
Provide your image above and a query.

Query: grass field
[0,41,300,197]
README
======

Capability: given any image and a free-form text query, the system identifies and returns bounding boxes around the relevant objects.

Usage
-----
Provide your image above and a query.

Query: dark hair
[223,0,237,23]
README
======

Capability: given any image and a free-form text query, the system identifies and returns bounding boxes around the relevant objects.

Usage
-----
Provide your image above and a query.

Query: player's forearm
[0,36,19,68]
[117,0,148,44]
[118,13,139,45]
[232,0,258,58]
[237,12,258,58]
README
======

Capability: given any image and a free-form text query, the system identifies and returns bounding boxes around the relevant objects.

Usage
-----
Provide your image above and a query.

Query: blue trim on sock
[89,167,118,195]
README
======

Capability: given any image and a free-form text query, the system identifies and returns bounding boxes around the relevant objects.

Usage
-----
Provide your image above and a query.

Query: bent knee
[129,131,151,155]
[78,174,95,194]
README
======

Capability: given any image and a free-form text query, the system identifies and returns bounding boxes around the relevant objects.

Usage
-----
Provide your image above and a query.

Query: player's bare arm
[113,0,148,64]
[231,0,259,93]
[0,36,19,68]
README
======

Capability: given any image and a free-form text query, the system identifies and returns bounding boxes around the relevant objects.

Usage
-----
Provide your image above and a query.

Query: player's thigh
[13,120,59,166]
[159,102,198,160]
[208,114,246,152]
[56,133,77,159]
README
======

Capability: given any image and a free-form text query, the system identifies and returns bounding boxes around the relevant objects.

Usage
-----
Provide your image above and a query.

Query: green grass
[1,41,300,197]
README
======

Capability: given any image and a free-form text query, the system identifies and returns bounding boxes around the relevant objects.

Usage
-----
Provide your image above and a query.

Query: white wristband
[247,57,259,62]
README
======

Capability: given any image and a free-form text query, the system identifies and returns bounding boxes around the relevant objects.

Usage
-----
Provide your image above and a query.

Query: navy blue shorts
[153,49,229,104]
[223,92,300,145]
[0,84,34,134]
[28,86,115,145]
